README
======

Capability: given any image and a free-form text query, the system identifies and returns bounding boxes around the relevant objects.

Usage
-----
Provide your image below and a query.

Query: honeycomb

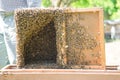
[15,8,105,69]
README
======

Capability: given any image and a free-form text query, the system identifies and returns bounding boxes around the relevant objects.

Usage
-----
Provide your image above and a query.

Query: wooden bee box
[15,8,105,69]
[1,65,120,80]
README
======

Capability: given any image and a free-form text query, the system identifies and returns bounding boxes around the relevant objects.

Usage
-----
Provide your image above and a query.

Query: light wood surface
[0,65,120,80]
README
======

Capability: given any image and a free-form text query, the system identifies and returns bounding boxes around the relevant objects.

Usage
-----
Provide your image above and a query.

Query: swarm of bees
[15,8,103,69]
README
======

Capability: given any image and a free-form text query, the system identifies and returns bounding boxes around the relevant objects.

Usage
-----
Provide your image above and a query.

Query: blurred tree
[42,0,78,7]
[42,0,120,20]
[71,0,119,19]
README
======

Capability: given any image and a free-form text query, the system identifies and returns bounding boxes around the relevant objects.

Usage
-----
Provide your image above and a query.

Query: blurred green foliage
[42,0,120,20]
[42,0,51,7]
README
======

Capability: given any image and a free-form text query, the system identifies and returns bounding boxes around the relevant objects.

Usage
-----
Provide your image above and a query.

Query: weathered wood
[0,65,120,80]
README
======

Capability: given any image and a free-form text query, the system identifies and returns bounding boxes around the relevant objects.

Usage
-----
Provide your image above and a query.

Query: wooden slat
[0,65,120,80]
[98,8,105,69]
[0,70,120,80]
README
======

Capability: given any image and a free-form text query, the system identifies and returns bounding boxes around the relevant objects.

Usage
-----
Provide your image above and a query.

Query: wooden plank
[0,65,120,80]
[98,8,105,69]
[1,72,120,80]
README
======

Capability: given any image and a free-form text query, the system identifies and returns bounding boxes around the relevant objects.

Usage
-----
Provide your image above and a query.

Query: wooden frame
[0,65,120,80]
[15,8,105,69]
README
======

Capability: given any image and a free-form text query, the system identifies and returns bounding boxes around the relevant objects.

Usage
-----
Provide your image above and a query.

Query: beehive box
[1,65,120,80]
[15,8,105,69]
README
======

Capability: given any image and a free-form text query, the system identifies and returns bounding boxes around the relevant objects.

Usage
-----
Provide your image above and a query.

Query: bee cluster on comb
[15,8,105,69]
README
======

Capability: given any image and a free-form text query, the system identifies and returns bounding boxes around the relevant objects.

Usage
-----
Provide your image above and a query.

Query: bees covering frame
[15,8,105,69]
